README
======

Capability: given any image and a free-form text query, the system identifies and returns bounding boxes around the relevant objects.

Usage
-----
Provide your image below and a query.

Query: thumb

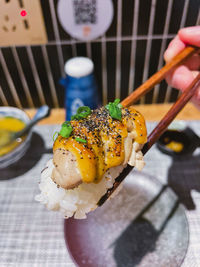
[178,26,200,47]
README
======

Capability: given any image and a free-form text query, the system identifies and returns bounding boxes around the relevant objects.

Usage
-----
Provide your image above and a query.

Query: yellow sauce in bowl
[166,141,184,153]
[0,117,26,157]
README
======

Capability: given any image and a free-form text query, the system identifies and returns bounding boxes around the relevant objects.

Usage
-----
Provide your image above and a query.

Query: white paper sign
[57,0,113,41]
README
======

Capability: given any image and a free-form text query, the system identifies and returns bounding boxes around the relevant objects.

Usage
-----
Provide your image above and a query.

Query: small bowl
[0,107,32,169]
[157,121,200,156]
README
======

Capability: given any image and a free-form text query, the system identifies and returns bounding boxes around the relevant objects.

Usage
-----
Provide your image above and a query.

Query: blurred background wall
[0,0,199,109]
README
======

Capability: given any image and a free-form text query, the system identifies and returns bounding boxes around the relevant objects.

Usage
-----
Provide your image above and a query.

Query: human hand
[164,26,200,109]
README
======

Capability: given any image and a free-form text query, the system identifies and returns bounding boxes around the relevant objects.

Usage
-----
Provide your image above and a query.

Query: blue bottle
[60,57,100,121]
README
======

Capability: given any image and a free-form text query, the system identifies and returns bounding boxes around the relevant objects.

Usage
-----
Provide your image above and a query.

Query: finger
[192,87,200,110]
[164,35,185,62]
[165,65,195,90]
[191,71,200,106]
[182,53,200,70]
[188,71,200,110]
[164,26,200,63]
[178,26,200,47]
[166,68,200,109]
[165,53,200,87]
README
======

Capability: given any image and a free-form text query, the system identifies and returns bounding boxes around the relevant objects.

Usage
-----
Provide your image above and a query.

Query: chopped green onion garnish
[53,131,59,141]
[71,106,91,120]
[114,98,123,108]
[59,121,73,138]
[105,98,122,120]
[75,137,87,143]
[114,99,120,104]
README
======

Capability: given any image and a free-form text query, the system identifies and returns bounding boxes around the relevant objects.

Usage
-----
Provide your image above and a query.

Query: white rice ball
[35,159,124,219]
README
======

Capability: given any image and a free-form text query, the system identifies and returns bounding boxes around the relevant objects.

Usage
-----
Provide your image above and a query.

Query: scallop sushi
[35,99,147,219]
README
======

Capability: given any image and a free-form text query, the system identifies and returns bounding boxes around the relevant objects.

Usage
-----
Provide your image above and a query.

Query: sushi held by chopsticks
[35,99,147,219]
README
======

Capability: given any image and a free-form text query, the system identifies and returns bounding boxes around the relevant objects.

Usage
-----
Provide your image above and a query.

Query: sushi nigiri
[35,100,147,219]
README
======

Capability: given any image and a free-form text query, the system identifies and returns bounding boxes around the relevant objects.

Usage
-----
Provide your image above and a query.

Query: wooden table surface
[25,103,200,124]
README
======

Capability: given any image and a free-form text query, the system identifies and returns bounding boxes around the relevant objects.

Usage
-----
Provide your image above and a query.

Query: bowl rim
[0,106,31,121]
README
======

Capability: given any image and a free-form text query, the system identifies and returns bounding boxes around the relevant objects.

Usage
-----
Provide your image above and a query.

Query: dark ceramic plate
[64,171,189,267]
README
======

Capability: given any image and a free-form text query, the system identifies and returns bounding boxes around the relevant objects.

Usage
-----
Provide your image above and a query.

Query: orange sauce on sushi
[53,107,147,184]
[127,106,147,144]
[54,136,97,183]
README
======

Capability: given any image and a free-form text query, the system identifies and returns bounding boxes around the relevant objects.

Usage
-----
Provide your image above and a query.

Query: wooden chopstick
[142,72,200,153]
[98,73,200,206]
[121,46,200,107]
